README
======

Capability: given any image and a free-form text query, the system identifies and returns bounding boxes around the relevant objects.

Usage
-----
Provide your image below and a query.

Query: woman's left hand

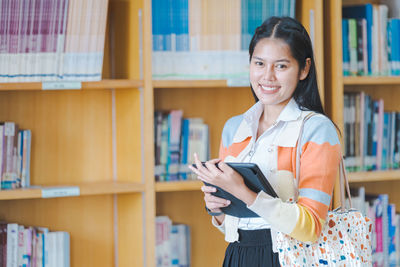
[188,153,257,205]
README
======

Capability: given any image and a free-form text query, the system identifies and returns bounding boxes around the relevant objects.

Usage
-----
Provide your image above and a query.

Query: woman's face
[250,38,308,108]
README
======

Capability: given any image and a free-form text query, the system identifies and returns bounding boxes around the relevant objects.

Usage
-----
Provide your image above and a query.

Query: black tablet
[194,162,278,218]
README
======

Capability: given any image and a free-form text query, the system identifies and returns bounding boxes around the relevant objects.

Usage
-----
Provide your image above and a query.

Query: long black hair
[249,16,325,115]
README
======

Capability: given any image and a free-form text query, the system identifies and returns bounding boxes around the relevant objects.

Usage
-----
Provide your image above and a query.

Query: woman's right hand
[201,185,230,224]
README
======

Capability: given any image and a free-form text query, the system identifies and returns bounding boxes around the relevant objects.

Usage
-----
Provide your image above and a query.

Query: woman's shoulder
[221,114,244,137]
[301,112,340,145]
[220,114,248,148]
[224,114,244,128]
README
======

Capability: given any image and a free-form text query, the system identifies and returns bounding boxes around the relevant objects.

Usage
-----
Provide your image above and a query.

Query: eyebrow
[252,56,290,63]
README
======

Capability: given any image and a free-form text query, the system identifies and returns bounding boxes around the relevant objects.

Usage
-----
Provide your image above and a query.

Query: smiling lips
[260,85,280,94]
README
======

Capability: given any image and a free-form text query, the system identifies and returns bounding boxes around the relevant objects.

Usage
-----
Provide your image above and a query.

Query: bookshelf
[153,1,326,266]
[4,0,393,266]
[0,0,155,266]
[0,181,145,200]
[153,80,229,88]
[349,170,400,183]
[0,79,144,91]
[344,76,400,85]
[325,0,400,208]
[155,180,202,192]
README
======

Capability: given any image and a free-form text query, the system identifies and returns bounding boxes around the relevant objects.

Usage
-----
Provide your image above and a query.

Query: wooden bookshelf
[0,79,143,91]
[348,171,400,183]
[4,0,385,266]
[0,181,145,200]
[344,76,400,85]
[0,0,154,266]
[326,0,400,212]
[153,79,230,88]
[155,180,202,192]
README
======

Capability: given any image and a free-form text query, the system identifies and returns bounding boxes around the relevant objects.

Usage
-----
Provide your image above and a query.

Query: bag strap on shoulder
[295,112,351,211]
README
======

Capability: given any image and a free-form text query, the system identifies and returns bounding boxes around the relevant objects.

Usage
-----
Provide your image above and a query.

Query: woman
[188,16,341,266]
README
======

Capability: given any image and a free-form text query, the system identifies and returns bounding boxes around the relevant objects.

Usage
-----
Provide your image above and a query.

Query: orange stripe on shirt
[277,146,296,175]
[299,142,341,193]
[219,137,251,160]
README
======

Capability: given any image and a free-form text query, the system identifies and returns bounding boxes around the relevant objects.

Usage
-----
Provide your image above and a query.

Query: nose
[262,65,276,81]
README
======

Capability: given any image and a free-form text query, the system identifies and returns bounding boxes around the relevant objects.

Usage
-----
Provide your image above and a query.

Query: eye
[254,60,264,66]
[275,64,287,69]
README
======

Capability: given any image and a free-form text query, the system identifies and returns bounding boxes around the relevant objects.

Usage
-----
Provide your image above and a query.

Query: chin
[258,97,288,106]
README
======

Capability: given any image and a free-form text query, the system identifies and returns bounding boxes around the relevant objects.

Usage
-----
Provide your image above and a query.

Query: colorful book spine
[343,4,373,75]
[342,19,350,76]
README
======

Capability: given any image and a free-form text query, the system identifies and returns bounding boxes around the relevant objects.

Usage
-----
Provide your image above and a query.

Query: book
[343,4,374,75]
[6,223,19,267]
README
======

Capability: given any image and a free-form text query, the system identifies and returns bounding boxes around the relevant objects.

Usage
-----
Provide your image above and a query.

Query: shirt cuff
[247,190,299,234]
[211,215,225,234]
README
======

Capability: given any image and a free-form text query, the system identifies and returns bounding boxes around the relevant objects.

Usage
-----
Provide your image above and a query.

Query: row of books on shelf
[349,187,400,267]
[154,110,209,182]
[0,122,31,190]
[156,216,190,267]
[0,0,108,82]
[152,0,296,52]
[344,92,400,172]
[0,222,70,267]
[342,3,400,77]
[151,0,296,82]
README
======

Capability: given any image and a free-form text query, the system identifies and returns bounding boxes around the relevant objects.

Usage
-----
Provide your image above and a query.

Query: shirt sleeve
[211,216,226,234]
[248,116,341,242]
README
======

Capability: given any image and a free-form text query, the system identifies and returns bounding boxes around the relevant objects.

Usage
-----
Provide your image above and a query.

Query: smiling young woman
[189,16,341,267]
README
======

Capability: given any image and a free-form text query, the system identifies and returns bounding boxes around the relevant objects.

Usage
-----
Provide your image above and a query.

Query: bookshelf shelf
[348,170,400,183]
[343,76,400,85]
[0,79,143,91]
[153,79,231,88]
[155,180,202,192]
[0,181,145,200]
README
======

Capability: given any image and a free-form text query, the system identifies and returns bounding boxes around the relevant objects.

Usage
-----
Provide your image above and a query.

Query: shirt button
[270,168,276,173]
[267,147,273,152]
[249,150,254,156]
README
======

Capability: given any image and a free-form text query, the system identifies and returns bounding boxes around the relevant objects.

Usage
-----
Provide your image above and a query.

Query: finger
[188,164,211,183]
[217,161,233,174]
[205,198,229,210]
[195,174,212,184]
[193,153,213,177]
[208,158,222,164]
[205,200,231,210]
[201,185,217,193]
[205,160,223,177]
[188,165,203,177]
[205,193,231,206]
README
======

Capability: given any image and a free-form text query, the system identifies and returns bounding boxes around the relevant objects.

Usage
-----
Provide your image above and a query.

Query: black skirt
[223,229,280,267]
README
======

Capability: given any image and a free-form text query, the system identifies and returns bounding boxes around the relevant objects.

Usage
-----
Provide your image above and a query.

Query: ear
[299,58,311,80]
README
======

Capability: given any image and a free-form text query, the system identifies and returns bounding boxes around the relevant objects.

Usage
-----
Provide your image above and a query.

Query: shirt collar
[243,97,302,125]
[233,98,301,143]
[276,98,302,123]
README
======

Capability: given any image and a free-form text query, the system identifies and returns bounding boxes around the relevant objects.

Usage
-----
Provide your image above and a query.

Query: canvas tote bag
[276,113,373,266]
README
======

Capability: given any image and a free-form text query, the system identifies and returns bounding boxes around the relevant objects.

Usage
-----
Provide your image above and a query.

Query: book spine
[6,223,19,267]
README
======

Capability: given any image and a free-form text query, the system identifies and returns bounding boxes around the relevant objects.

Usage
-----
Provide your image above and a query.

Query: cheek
[249,68,263,82]
[279,73,299,92]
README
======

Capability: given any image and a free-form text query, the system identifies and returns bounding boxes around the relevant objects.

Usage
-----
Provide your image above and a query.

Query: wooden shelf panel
[348,170,400,183]
[0,79,143,91]
[155,180,202,192]
[0,181,145,200]
[153,80,230,88]
[344,76,400,85]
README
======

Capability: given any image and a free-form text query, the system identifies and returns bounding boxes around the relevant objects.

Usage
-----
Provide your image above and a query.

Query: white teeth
[261,86,278,91]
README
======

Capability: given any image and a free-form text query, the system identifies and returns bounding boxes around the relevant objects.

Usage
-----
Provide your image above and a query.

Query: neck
[260,99,290,126]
